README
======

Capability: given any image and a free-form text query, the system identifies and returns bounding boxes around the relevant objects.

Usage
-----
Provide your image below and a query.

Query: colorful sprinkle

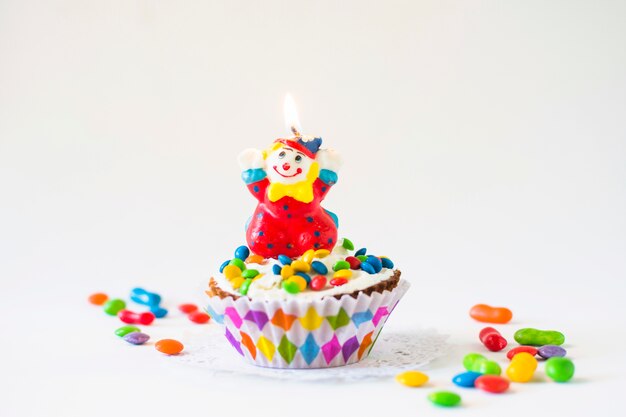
[219,260,230,273]
[124,332,150,345]
[310,275,327,291]
[115,325,140,337]
[234,245,250,261]
[178,304,198,314]
[333,269,352,279]
[155,339,184,355]
[229,258,246,271]
[282,280,301,294]
[360,262,376,274]
[333,260,350,271]
[242,269,259,279]
[380,257,394,269]
[355,248,367,257]
[188,311,210,324]
[395,370,429,387]
[223,264,242,280]
[345,256,361,270]
[88,292,108,306]
[342,238,355,250]
[291,260,311,273]
[311,261,328,275]
[330,278,348,286]
[278,254,292,265]
[239,278,253,296]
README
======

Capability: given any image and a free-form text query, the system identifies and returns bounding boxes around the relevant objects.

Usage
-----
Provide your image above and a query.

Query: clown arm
[238,148,269,202]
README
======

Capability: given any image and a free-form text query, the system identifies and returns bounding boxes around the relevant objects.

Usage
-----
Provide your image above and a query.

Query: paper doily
[174,325,449,382]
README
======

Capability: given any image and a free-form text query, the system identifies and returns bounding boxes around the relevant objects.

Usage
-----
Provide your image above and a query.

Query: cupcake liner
[205,279,410,369]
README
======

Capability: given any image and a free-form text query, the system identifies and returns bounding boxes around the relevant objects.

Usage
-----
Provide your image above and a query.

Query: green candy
[333,260,351,271]
[229,258,246,271]
[356,255,368,262]
[342,238,355,251]
[282,280,300,294]
[514,328,565,346]
[241,269,259,279]
[428,391,461,407]
[463,353,501,375]
[545,357,575,382]
[115,325,140,337]
[239,278,253,296]
[103,299,126,316]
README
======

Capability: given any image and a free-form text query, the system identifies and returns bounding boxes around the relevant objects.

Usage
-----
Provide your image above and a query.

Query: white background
[1,1,625,416]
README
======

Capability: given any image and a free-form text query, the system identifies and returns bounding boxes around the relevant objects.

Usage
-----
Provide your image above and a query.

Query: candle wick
[291,125,301,138]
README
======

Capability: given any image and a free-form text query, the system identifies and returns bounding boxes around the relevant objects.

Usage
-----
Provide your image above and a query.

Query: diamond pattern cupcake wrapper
[206,279,410,369]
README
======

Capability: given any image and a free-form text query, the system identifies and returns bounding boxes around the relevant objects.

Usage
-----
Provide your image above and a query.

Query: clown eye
[278,151,286,158]
[295,155,302,163]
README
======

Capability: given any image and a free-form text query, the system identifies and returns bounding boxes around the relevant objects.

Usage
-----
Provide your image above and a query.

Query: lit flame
[284,93,302,137]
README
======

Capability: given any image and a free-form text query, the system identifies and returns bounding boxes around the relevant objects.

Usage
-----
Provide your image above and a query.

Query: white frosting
[213,245,396,302]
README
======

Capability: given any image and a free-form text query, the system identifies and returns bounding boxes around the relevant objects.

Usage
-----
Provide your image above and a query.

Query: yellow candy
[289,275,307,291]
[301,249,315,264]
[281,265,295,280]
[333,269,353,279]
[314,249,331,258]
[246,254,265,264]
[291,260,311,273]
[252,274,264,281]
[223,265,242,280]
[230,277,245,290]
[395,371,429,387]
[506,352,537,382]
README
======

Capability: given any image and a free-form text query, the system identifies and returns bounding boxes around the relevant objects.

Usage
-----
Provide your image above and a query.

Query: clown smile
[273,165,303,178]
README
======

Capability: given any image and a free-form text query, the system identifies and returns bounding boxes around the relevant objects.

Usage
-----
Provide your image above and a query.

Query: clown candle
[237,95,342,258]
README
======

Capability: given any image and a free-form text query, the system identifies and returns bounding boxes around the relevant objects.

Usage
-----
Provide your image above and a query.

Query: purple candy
[538,345,566,359]
[123,332,150,345]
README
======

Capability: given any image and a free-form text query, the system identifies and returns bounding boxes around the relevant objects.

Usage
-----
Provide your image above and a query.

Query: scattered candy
[360,262,376,274]
[333,269,352,279]
[428,391,461,407]
[355,248,367,257]
[479,327,508,352]
[291,260,311,273]
[219,260,230,273]
[507,346,538,360]
[475,375,510,393]
[150,306,168,318]
[469,304,513,324]
[103,299,126,316]
[301,249,315,263]
[188,311,210,324]
[310,275,327,291]
[280,265,295,279]
[230,277,245,289]
[545,357,575,382]
[118,310,155,325]
[155,339,184,355]
[295,272,311,283]
[342,237,355,250]
[224,264,242,279]
[290,275,308,291]
[278,254,292,265]
[229,258,246,271]
[234,245,250,261]
[313,249,330,258]
[246,254,264,264]
[88,293,108,306]
[330,278,348,286]
[463,353,501,375]
[178,304,198,314]
[272,264,282,275]
[395,371,429,387]
[452,371,482,387]
[537,345,567,359]
[311,261,328,275]
[356,254,368,262]
[124,332,150,345]
[130,287,161,307]
[506,352,537,382]
[514,328,565,346]
[115,325,140,337]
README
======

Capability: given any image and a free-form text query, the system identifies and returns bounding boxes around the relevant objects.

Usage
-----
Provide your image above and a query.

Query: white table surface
[1,1,625,416]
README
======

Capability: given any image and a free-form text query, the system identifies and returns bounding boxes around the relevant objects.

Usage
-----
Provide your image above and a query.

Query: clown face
[266,145,315,185]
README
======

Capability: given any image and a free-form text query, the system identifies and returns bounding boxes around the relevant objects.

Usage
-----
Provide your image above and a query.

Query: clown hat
[275,137,322,159]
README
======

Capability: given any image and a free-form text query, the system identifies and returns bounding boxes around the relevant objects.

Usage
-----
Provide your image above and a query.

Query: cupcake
[205,128,409,368]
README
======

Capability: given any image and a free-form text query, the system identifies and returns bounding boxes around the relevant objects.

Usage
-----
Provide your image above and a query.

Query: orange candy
[155,339,184,355]
[469,304,512,324]
[246,254,265,264]
[88,292,109,306]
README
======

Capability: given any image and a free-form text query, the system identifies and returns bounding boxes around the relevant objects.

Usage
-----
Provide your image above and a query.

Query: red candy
[479,327,507,352]
[118,310,155,325]
[188,311,210,324]
[330,278,348,286]
[345,256,361,270]
[178,303,198,314]
[310,275,327,291]
[507,346,538,360]
[475,375,510,393]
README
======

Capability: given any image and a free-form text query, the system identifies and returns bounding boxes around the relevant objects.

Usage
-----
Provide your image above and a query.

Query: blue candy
[311,261,328,275]
[278,254,292,265]
[452,371,482,388]
[219,259,230,273]
[130,287,161,307]
[150,306,168,318]
[295,272,311,284]
[234,245,250,261]
[381,257,394,269]
[272,264,282,275]
[361,262,376,274]
[355,248,367,257]
[365,255,383,273]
